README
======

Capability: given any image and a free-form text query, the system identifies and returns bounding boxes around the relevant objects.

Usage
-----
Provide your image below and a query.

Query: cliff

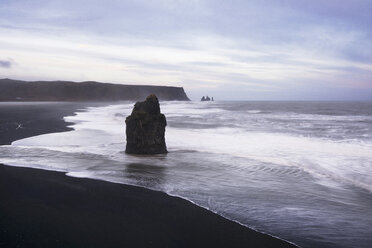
[0,79,190,101]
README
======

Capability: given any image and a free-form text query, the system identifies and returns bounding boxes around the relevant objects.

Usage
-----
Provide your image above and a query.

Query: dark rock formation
[201,96,212,101]
[125,94,167,154]
[0,78,190,101]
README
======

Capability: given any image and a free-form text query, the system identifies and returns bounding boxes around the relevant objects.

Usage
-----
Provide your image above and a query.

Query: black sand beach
[0,102,104,145]
[0,102,298,248]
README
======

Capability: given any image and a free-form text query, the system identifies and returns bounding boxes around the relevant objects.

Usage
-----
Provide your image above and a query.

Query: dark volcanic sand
[0,164,297,248]
[0,102,298,248]
[0,102,104,145]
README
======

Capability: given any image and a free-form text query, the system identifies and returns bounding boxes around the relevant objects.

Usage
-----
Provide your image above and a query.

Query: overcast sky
[1,0,372,100]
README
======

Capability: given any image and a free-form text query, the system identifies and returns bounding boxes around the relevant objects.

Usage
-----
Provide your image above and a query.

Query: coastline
[0,102,106,145]
[0,164,298,248]
[0,102,298,247]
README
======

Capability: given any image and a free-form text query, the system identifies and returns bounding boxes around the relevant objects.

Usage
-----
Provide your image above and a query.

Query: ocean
[1,101,372,248]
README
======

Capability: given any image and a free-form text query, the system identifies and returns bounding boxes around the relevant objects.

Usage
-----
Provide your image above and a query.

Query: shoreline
[0,102,106,145]
[0,164,298,248]
[0,101,299,247]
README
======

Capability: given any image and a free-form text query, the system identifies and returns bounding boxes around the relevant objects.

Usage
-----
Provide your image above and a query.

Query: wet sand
[0,102,103,145]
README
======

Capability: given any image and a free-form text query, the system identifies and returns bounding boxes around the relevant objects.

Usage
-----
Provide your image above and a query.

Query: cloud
[0,60,11,68]
[0,0,372,100]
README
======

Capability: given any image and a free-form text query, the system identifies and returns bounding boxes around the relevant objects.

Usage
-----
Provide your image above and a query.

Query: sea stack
[125,94,167,154]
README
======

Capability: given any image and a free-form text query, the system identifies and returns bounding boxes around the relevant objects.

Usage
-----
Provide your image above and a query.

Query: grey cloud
[1,0,372,101]
[0,60,11,68]
[184,61,231,67]
[341,48,372,64]
[2,0,371,49]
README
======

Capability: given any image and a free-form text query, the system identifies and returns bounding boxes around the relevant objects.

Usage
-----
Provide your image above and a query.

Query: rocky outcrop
[201,96,214,101]
[0,78,190,101]
[125,94,167,154]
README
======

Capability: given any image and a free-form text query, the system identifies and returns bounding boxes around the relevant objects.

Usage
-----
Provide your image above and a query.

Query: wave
[8,102,372,193]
